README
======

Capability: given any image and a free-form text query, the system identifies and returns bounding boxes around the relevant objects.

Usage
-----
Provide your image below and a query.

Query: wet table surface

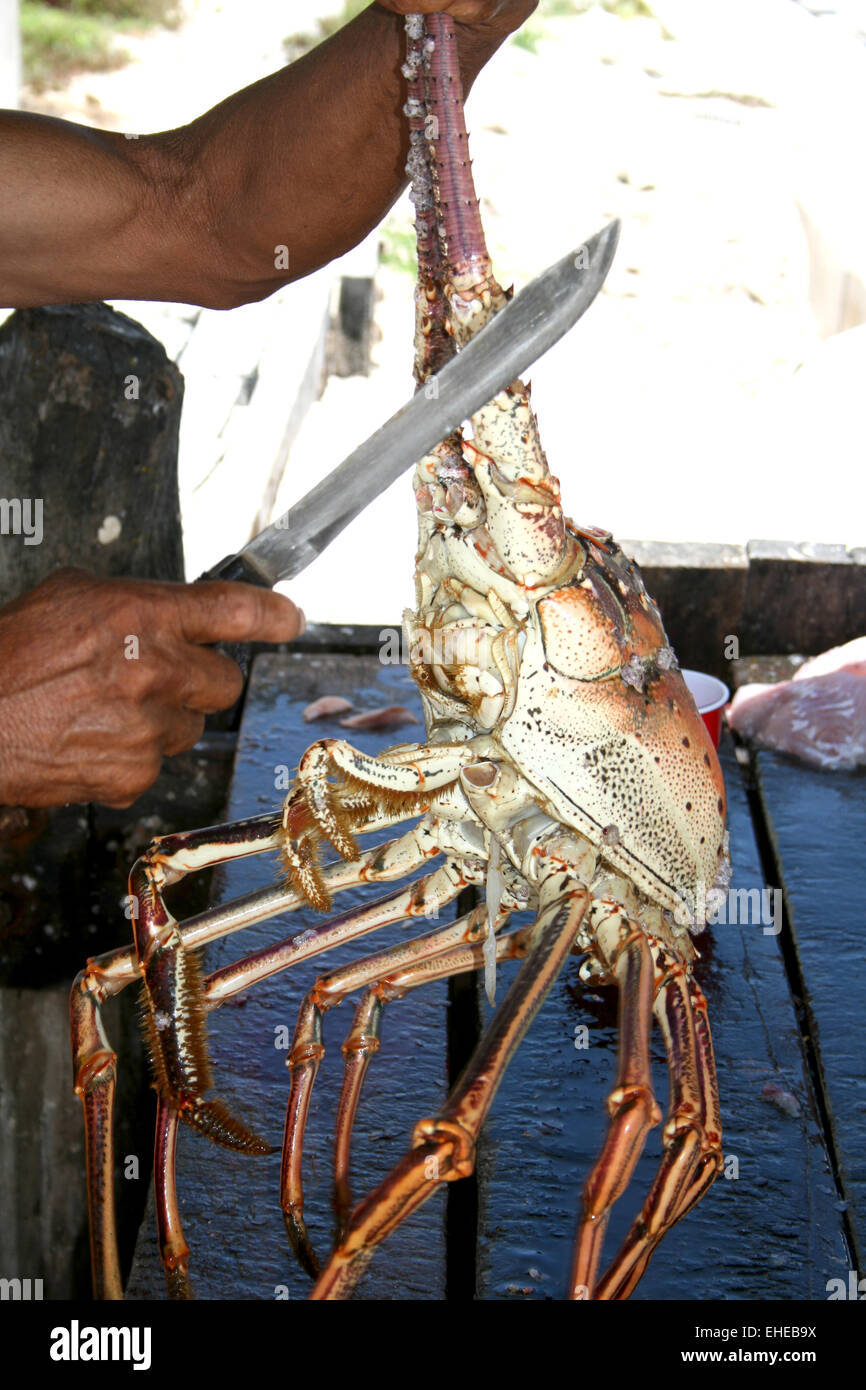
[127,650,861,1301]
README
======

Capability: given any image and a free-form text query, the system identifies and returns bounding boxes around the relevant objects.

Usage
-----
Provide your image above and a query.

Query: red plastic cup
[681,669,730,749]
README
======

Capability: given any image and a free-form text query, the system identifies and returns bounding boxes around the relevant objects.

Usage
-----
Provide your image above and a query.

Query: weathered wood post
[0,302,184,1296]
[0,302,184,598]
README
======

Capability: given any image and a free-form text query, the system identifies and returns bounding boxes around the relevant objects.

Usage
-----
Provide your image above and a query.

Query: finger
[160,709,207,757]
[91,706,204,802]
[379,2,501,17]
[171,645,245,713]
[377,2,445,13]
[93,753,165,809]
[156,582,306,647]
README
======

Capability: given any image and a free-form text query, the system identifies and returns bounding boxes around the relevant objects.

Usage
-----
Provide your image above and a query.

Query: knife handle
[197,551,274,588]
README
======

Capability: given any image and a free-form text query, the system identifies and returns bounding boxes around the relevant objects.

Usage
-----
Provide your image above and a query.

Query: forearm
[0,112,161,309]
[0,5,512,310]
[160,5,507,304]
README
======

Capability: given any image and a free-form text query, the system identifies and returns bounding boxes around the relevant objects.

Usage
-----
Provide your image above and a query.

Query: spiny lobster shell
[500,524,727,923]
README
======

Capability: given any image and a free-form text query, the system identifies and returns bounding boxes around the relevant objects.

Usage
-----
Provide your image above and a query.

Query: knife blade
[202,219,619,589]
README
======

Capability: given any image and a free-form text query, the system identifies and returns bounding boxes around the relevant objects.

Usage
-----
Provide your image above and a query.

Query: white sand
[21,1,866,624]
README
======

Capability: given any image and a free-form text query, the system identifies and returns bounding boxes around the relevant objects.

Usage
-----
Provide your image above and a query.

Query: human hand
[0,568,305,808]
[376,1,538,45]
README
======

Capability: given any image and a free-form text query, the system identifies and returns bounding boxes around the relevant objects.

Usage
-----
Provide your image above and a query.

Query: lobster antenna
[423,14,498,305]
[404,15,454,387]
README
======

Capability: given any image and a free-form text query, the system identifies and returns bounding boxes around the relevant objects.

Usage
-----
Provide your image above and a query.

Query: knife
[201,219,619,589]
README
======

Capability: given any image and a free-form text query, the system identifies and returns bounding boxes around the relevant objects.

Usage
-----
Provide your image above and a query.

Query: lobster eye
[538,583,625,681]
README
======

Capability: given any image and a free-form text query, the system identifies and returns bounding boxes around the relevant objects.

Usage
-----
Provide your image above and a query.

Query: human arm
[0,2,535,309]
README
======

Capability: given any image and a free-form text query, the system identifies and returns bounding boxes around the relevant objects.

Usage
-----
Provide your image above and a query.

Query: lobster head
[500,525,728,929]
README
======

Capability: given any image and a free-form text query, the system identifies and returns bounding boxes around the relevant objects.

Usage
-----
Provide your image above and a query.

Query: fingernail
[297,608,306,636]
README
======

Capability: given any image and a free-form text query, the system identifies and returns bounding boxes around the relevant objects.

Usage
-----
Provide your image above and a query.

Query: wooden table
[127,647,862,1300]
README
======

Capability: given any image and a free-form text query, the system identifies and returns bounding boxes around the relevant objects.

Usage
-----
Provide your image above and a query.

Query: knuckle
[213,656,244,704]
[98,760,160,807]
[187,712,206,745]
[129,756,163,796]
[111,703,163,756]
[165,713,205,755]
[44,565,93,590]
[45,564,78,582]
[114,654,155,699]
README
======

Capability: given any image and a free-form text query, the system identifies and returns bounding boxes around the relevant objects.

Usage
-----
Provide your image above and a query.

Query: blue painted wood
[475,737,849,1299]
[127,664,850,1302]
[127,650,448,1299]
[754,748,866,1262]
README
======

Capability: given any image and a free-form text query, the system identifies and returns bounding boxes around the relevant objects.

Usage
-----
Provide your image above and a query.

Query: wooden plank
[125,689,852,1301]
[127,651,449,1299]
[753,747,866,1261]
[475,736,849,1299]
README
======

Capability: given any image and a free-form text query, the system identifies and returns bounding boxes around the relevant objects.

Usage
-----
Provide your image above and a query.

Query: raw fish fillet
[338,706,420,730]
[303,696,354,722]
[728,638,866,770]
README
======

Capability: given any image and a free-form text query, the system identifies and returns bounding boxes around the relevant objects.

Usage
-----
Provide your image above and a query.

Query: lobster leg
[278,860,469,1265]
[281,737,478,909]
[144,854,471,1292]
[72,814,457,1298]
[71,987,123,1299]
[70,814,296,1297]
[334,991,382,1239]
[71,815,450,1152]
[202,822,483,1009]
[281,898,494,1273]
[309,878,591,1299]
[568,914,662,1299]
[153,1100,191,1299]
[332,909,522,1237]
[135,742,477,1150]
[331,905,490,1217]
[593,965,723,1299]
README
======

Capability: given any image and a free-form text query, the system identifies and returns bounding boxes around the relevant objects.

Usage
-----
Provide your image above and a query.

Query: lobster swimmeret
[71,12,729,1300]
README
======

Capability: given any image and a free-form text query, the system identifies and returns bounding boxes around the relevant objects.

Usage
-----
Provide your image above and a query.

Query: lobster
[70,11,729,1301]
